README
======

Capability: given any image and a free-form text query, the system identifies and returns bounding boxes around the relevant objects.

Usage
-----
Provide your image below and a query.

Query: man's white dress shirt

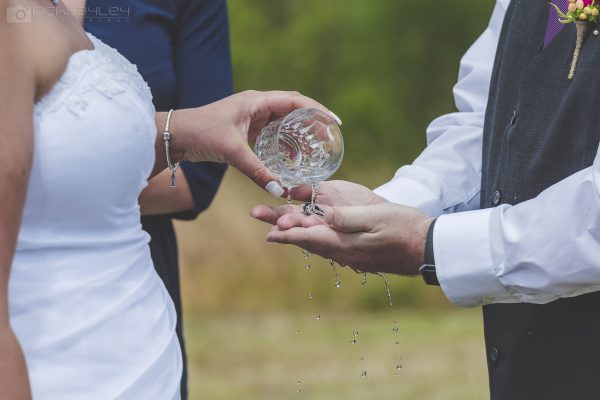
[375,0,600,307]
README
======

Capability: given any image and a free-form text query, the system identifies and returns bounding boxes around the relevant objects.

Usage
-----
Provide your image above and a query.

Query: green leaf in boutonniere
[550,0,600,79]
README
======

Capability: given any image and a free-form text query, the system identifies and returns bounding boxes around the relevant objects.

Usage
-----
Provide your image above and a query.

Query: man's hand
[290,180,387,206]
[254,202,433,276]
[251,180,387,225]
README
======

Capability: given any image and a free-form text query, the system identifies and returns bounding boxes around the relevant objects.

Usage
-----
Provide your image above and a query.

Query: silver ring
[303,202,325,217]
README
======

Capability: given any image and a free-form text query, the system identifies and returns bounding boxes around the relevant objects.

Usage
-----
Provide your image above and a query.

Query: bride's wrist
[159,109,189,164]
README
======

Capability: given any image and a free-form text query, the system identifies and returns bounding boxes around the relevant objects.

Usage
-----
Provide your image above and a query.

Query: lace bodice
[11,33,181,400]
[34,33,153,120]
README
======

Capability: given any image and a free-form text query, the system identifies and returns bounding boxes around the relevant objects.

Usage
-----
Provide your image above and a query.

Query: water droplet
[331,261,342,288]
[394,341,399,346]
[302,249,310,259]
[351,339,357,344]
[315,314,321,320]
[392,327,399,333]
[376,273,393,306]
[308,293,313,300]
[287,193,293,203]
[297,380,301,393]
[305,264,311,270]
[352,330,359,337]
[296,330,300,335]
[361,371,367,378]
[396,363,403,370]
[361,272,367,287]
[359,357,364,362]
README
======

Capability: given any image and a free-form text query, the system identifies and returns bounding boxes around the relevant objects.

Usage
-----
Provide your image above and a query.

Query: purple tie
[544,0,569,48]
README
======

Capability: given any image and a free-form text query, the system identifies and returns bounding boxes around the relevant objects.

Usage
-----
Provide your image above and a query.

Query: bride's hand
[166,90,332,196]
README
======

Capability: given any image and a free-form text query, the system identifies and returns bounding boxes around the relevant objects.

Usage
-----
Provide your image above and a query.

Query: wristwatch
[419,218,440,286]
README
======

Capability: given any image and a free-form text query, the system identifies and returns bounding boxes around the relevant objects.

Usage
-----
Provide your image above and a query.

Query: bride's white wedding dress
[10,33,182,399]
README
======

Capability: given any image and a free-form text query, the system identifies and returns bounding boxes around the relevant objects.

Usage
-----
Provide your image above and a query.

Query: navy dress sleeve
[174,0,233,220]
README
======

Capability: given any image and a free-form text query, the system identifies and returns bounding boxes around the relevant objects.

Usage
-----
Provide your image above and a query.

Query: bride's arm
[0,15,34,400]
[151,90,331,195]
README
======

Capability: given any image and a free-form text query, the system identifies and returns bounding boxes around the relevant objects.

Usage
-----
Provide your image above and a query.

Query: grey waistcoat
[481,1,600,398]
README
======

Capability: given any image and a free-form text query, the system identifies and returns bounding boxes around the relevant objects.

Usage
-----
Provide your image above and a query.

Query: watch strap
[420,219,439,286]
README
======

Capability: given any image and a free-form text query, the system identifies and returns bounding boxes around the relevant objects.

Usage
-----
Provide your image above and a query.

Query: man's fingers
[289,184,313,201]
[251,204,300,224]
[275,212,326,230]
[302,214,327,228]
[277,213,306,230]
[266,225,344,257]
[325,206,374,233]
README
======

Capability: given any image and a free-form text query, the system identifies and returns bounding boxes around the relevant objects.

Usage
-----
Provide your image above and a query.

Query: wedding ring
[303,202,325,217]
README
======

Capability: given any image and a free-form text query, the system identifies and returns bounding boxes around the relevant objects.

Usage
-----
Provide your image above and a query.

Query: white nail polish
[329,111,343,126]
[266,181,285,198]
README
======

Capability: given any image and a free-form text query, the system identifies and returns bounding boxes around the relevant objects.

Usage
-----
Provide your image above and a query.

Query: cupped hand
[173,90,332,195]
[260,203,433,276]
[290,180,386,206]
[250,180,386,225]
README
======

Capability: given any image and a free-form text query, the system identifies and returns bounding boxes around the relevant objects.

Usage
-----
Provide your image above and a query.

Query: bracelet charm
[163,109,180,188]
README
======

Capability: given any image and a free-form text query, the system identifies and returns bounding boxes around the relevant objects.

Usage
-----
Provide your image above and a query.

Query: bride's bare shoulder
[1,0,86,101]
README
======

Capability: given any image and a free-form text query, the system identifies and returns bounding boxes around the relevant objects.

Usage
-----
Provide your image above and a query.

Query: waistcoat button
[492,190,503,206]
[489,347,499,362]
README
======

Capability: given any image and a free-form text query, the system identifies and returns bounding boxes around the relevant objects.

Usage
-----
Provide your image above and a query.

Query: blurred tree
[229,0,495,186]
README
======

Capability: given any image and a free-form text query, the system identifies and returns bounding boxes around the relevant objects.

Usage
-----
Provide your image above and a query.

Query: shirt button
[492,190,503,206]
[489,347,499,362]
[510,110,517,126]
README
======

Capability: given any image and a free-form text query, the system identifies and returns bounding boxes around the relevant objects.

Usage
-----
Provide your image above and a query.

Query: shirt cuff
[374,177,444,217]
[434,208,515,307]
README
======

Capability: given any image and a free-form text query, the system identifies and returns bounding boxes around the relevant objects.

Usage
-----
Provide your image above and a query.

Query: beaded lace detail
[34,33,154,120]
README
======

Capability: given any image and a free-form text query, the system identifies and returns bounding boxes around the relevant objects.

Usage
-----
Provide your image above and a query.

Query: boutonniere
[551,0,600,79]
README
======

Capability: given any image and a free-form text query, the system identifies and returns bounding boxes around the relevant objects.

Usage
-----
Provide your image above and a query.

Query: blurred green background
[178,1,496,399]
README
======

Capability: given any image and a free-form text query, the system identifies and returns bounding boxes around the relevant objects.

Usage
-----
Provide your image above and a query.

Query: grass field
[177,170,490,399]
[184,309,488,400]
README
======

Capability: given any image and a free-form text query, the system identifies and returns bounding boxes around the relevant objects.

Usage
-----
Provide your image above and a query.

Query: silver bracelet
[162,109,180,188]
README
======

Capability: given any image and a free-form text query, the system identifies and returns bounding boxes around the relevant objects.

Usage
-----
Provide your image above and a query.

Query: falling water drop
[305,264,311,270]
[351,339,357,344]
[315,314,321,320]
[297,380,302,393]
[361,371,367,379]
[359,357,364,362]
[309,183,320,213]
[296,330,300,335]
[302,249,310,259]
[361,272,367,287]
[376,273,393,306]
[330,260,341,288]
[287,193,293,204]
[308,293,313,300]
